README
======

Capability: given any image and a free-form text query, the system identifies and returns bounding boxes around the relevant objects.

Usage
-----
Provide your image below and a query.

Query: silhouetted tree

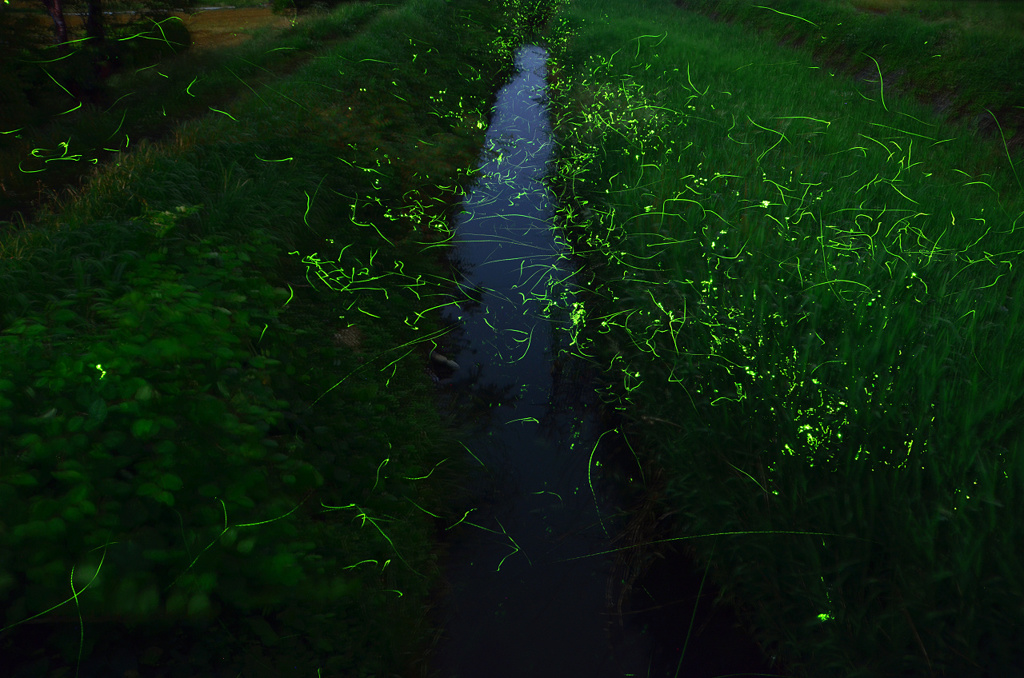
[83,0,106,48]
[39,0,70,55]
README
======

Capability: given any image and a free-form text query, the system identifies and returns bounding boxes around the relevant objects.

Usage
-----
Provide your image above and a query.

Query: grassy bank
[539,0,1023,675]
[1,0,367,227]
[0,0,525,675]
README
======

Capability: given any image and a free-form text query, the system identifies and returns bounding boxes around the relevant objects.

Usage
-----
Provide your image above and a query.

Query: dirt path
[5,3,295,52]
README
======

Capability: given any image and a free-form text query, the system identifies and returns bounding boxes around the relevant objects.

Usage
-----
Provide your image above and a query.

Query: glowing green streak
[208,107,238,121]
[507,417,540,424]
[868,121,933,140]
[350,198,394,246]
[0,542,111,634]
[353,508,423,578]
[457,440,485,467]
[493,518,530,571]
[747,115,789,165]
[752,4,819,27]
[402,459,447,481]
[446,509,476,530]
[861,52,887,112]
[233,493,311,528]
[303,175,327,230]
[162,494,315,594]
[633,31,668,60]
[727,461,768,493]
[255,154,294,162]
[372,457,389,492]
[685,62,708,96]
[312,326,451,405]
[858,133,894,161]
[555,529,876,564]
[40,68,82,115]
[406,498,441,519]
[588,429,614,539]
[886,181,919,205]
[985,107,1024,194]
[775,115,831,129]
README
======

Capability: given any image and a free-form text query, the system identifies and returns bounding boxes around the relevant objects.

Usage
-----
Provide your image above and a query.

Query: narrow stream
[428,44,780,678]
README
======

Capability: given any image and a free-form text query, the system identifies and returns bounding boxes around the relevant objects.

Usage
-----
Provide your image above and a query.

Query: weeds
[543,0,1024,675]
[0,0,512,675]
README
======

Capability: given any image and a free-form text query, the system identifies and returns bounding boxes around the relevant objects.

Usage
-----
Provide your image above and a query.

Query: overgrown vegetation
[4,0,1023,674]
[0,0,521,675]
[541,0,1023,675]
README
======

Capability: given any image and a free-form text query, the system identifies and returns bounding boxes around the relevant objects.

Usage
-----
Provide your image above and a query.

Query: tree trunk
[39,0,70,55]
[84,0,106,47]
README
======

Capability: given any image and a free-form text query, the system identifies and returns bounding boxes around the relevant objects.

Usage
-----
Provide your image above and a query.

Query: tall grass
[541,0,1024,674]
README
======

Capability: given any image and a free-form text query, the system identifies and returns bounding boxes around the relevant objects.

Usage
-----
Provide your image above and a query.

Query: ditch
[425,42,781,678]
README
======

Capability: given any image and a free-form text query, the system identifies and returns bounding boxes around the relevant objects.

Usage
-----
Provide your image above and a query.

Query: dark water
[427,43,782,678]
